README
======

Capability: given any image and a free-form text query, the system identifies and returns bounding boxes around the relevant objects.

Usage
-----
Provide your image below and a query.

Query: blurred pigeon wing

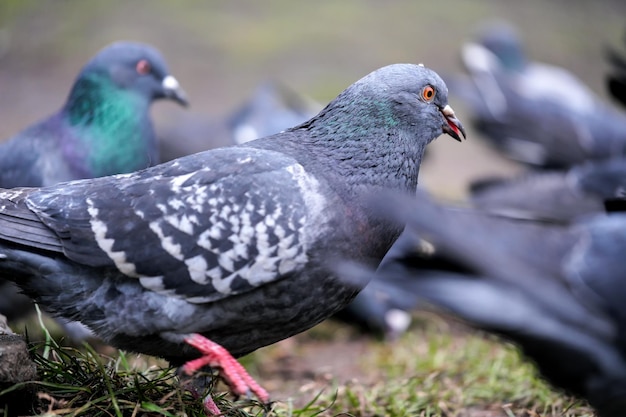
[376,192,614,338]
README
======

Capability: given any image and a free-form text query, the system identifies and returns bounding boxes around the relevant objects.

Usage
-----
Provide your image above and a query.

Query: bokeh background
[2,0,626,199]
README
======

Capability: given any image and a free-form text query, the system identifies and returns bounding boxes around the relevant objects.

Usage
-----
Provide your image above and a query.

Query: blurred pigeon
[469,158,626,222]
[159,80,318,161]
[158,117,230,163]
[342,189,626,417]
[606,30,626,107]
[332,234,420,338]
[228,81,319,145]
[0,41,188,188]
[0,63,465,414]
[0,41,188,337]
[452,21,626,168]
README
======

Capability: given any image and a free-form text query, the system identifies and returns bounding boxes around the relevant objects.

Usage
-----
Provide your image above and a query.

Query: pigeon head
[59,42,188,177]
[72,41,188,107]
[370,63,466,143]
[301,63,465,145]
[464,21,527,73]
[285,63,465,192]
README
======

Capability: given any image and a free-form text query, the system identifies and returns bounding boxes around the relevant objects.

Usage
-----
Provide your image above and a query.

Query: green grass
[1,311,595,417]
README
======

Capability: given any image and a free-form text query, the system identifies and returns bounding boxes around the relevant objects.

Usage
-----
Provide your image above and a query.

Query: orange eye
[421,85,435,101]
[136,59,151,75]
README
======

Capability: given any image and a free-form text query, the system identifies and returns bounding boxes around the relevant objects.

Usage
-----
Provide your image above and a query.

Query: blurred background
[2,0,625,199]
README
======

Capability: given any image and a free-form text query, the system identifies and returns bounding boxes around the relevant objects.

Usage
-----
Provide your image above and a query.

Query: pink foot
[182,333,270,405]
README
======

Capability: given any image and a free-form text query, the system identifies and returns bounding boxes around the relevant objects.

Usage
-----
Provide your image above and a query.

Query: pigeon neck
[294,101,425,194]
[63,74,156,177]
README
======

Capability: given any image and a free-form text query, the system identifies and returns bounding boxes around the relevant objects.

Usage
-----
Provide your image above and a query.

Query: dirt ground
[1,1,626,413]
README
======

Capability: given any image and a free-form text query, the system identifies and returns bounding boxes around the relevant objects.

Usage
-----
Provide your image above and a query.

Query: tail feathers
[0,188,62,253]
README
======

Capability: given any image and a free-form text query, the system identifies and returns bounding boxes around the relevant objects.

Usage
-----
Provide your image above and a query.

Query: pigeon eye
[421,85,436,102]
[136,59,151,75]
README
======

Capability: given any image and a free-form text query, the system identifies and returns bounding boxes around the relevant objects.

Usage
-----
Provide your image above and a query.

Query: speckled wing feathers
[18,147,322,303]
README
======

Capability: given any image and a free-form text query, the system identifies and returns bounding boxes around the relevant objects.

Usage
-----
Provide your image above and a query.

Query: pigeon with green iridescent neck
[0,41,187,333]
[0,41,188,188]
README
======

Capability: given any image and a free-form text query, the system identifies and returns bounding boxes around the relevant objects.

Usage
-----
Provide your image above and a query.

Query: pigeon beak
[162,75,189,107]
[440,104,466,142]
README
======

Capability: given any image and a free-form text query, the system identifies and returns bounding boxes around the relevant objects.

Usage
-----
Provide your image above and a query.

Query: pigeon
[332,232,422,338]
[158,117,231,163]
[0,63,465,414]
[452,21,626,168]
[215,80,419,339]
[228,80,319,146]
[340,189,626,417]
[469,158,626,222]
[159,80,318,162]
[0,41,188,188]
[606,30,626,108]
[163,79,421,337]
[332,277,415,338]
[0,41,188,335]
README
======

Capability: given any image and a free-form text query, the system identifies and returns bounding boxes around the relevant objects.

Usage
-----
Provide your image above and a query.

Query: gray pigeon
[332,230,423,338]
[158,80,318,162]
[162,80,410,337]
[0,63,465,415]
[342,189,626,417]
[0,41,188,336]
[452,21,626,168]
[469,158,626,222]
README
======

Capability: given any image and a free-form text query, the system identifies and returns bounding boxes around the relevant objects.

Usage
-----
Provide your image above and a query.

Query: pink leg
[182,333,270,404]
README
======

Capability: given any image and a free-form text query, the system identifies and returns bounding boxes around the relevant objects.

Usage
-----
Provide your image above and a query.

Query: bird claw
[182,333,270,405]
